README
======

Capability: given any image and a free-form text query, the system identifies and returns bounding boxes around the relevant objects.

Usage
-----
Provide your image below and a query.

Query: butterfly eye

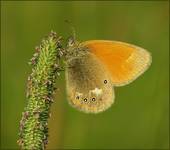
[84,98,88,102]
[92,97,96,101]
[104,80,107,84]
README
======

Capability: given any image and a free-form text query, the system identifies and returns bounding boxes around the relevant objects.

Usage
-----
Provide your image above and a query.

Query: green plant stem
[18,31,63,150]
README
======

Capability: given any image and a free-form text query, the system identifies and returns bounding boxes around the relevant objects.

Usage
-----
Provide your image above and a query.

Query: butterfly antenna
[64,20,76,41]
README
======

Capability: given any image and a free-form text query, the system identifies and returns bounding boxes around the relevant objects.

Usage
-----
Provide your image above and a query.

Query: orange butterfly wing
[82,40,152,86]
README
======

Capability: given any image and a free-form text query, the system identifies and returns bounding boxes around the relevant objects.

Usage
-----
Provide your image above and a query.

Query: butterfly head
[67,36,76,47]
[65,36,88,62]
[63,21,88,61]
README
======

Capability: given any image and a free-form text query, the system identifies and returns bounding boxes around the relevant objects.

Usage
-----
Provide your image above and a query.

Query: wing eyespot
[84,98,88,102]
[92,97,96,101]
[104,80,107,84]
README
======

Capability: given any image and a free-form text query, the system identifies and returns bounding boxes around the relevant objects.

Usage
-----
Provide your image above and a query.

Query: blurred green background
[1,1,169,150]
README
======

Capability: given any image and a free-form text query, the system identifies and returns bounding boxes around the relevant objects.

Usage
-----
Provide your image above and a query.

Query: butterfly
[65,38,152,114]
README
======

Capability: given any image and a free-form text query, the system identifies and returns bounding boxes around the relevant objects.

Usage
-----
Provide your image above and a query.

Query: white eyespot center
[92,97,96,101]
[90,88,103,97]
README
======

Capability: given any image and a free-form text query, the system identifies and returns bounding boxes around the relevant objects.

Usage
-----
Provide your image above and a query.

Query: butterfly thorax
[64,37,88,62]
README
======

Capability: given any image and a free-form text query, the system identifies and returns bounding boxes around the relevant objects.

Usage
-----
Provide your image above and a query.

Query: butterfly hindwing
[65,52,114,113]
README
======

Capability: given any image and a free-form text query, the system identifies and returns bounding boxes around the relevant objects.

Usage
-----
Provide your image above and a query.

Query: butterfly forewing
[82,40,152,86]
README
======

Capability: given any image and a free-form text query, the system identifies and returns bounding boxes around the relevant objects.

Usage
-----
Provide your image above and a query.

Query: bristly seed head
[57,72,60,76]
[18,31,63,149]
[35,46,40,52]
[57,49,64,58]
[22,111,29,119]
[17,139,24,146]
[54,63,59,69]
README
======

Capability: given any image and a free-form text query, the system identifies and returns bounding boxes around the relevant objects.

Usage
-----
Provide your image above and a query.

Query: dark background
[1,1,169,149]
